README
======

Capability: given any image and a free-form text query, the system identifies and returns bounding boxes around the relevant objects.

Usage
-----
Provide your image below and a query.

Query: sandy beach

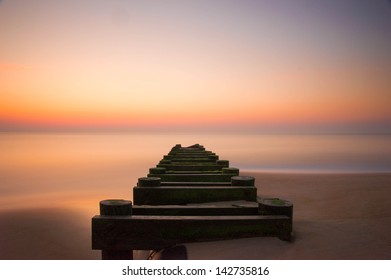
[186,172,391,260]
[1,172,390,260]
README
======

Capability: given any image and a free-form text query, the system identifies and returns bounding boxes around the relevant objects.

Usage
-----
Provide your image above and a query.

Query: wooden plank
[164,153,215,158]
[157,164,224,171]
[132,201,259,216]
[163,158,217,162]
[163,170,222,174]
[164,161,218,165]
[169,151,212,155]
[147,173,235,182]
[92,215,292,250]
[160,182,231,186]
[133,186,257,205]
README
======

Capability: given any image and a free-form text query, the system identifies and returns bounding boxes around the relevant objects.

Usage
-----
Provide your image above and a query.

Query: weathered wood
[164,153,215,159]
[100,199,132,216]
[157,164,224,171]
[132,202,259,216]
[169,150,211,155]
[92,143,294,259]
[149,167,166,174]
[164,161,218,165]
[137,177,161,187]
[222,167,240,175]
[147,173,235,182]
[99,199,133,259]
[92,215,292,250]
[216,160,229,167]
[259,198,293,240]
[208,155,219,161]
[259,198,293,219]
[160,181,231,186]
[133,186,257,205]
[163,170,223,174]
[165,157,217,162]
[231,176,255,186]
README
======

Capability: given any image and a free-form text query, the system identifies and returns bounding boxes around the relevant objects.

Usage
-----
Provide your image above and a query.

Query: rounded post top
[99,199,132,216]
[138,177,161,187]
[231,176,255,186]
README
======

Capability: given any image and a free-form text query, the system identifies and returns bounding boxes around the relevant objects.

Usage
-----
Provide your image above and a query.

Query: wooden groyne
[92,144,293,259]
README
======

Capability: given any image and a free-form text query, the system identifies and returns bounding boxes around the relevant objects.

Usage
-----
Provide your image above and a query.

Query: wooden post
[137,177,161,187]
[258,198,293,219]
[99,199,133,260]
[231,176,255,186]
[258,198,293,241]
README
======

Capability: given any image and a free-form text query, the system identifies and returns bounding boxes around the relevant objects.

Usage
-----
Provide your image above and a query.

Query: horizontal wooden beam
[157,164,224,171]
[164,153,215,158]
[132,202,259,216]
[163,158,217,162]
[147,173,236,182]
[133,186,257,205]
[160,182,231,186]
[169,151,212,155]
[162,161,218,165]
[92,215,292,250]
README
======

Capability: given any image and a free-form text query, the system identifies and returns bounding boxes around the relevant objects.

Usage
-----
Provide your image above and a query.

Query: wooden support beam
[92,214,292,250]
[163,157,218,162]
[132,202,259,216]
[147,173,235,182]
[160,181,231,186]
[157,164,225,171]
[133,186,257,205]
[162,161,218,165]
[164,153,215,159]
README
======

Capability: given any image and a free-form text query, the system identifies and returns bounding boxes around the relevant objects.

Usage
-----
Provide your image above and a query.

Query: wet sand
[1,172,390,259]
[0,208,100,260]
[186,172,391,259]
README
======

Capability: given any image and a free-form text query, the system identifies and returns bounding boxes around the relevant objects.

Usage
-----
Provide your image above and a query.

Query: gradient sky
[1,0,390,132]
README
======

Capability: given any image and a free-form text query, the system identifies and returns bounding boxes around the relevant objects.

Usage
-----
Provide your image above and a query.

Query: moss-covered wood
[92,143,294,259]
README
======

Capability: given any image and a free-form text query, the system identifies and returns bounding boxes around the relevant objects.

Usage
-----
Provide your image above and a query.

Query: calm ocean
[0,132,390,259]
[1,132,391,210]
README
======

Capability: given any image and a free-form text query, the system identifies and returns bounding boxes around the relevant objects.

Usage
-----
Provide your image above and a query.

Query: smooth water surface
[0,132,390,259]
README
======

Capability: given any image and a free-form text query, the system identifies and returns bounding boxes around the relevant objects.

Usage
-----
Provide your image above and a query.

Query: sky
[1,0,390,132]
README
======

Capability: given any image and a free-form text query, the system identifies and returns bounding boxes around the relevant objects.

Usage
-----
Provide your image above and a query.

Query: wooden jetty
[92,144,293,259]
